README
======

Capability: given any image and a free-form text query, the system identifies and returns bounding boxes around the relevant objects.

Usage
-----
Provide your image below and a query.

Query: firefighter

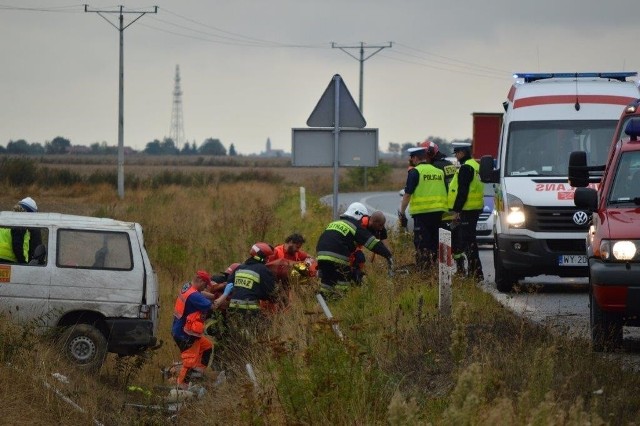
[399,146,448,271]
[449,142,485,282]
[316,202,393,297]
[349,210,388,284]
[171,270,214,390]
[214,242,278,336]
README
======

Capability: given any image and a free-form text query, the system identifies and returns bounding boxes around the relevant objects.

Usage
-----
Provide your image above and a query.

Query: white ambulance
[479,72,640,292]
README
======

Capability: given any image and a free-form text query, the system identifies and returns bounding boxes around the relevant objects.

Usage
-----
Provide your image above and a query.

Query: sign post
[438,228,453,316]
[332,75,341,220]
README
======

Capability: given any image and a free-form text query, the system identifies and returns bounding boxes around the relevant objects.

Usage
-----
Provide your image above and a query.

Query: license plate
[558,255,587,266]
[476,223,488,231]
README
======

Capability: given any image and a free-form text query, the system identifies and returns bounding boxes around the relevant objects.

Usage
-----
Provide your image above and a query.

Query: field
[1,157,640,425]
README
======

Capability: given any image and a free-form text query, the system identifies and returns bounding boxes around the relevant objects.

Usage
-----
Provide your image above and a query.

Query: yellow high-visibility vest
[448,159,484,211]
[409,163,447,215]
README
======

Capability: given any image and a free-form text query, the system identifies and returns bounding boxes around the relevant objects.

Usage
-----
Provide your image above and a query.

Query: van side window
[57,229,133,270]
[0,226,48,266]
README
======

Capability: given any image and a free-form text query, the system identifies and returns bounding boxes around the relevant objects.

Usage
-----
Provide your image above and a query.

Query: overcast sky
[1,1,639,154]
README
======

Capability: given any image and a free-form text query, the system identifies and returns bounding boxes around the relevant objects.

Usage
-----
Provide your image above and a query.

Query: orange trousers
[177,336,213,386]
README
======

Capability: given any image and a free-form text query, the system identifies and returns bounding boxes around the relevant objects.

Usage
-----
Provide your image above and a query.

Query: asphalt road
[323,191,640,358]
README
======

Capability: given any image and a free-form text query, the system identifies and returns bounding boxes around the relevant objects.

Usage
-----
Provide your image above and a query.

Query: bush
[0,157,37,186]
[345,161,393,190]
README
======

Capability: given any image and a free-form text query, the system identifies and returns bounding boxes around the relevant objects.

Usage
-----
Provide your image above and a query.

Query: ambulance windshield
[505,120,617,177]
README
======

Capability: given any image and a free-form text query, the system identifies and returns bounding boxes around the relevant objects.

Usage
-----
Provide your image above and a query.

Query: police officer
[421,140,457,229]
[316,202,393,296]
[449,142,485,282]
[399,146,448,271]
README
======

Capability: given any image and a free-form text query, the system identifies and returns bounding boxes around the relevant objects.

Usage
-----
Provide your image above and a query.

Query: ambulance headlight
[506,193,525,228]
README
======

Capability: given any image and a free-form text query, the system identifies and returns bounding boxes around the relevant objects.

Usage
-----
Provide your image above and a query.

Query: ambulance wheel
[58,323,108,371]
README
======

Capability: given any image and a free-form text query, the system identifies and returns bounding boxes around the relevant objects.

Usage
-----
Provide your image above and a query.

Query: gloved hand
[387,257,395,277]
[397,210,408,228]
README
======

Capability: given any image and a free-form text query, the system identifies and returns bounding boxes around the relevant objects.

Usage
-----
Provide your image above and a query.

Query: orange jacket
[270,244,310,262]
[174,286,206,337]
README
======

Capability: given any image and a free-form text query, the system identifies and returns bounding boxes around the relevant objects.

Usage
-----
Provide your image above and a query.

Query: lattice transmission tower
[169,65,186,147]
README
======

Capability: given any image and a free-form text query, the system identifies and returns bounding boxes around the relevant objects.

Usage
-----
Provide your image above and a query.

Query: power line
[394,42,510,75]
[379,52,508,81]
[0,3,84,12]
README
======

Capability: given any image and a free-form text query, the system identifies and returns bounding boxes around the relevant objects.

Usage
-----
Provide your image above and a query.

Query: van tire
[494,243,517,293]
[58,324,108,371]
[590,290,622,352]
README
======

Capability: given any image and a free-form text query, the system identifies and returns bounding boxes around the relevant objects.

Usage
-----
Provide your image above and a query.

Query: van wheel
[590,290,622,352]
[58,324,108,371]
[494,243,517,293]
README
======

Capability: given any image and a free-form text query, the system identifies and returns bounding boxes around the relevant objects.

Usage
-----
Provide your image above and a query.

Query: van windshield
[505,120,617,176]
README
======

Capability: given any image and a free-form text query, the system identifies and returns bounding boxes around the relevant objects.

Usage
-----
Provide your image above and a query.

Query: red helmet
[225,262,241,276]
[250,242,274,262]
[420,140,439,156]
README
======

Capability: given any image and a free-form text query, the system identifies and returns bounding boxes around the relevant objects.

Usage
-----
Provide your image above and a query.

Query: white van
[0,212,160,370]
[479,72,640,292]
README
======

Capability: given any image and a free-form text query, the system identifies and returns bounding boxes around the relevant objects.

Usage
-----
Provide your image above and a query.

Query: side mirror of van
[568,151,589,187]
[479,155,499,183]
[568,151,605,187]
[574,187,598,210]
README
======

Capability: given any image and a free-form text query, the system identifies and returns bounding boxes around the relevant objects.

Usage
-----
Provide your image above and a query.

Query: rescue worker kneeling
[316,202,393,298]
[171,270,215,390]
[215,242,278,339]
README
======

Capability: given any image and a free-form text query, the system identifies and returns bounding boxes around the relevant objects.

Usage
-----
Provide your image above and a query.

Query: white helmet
[342,202,369,220]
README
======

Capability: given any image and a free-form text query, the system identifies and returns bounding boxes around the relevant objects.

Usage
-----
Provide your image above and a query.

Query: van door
[0,226,51,324]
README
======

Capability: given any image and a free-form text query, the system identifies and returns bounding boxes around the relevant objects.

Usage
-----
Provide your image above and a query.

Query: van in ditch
[0,212,160,370]
[479,72,640,292]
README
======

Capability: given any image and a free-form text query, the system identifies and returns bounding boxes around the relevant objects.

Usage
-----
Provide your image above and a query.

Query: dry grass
[1,167,640,424]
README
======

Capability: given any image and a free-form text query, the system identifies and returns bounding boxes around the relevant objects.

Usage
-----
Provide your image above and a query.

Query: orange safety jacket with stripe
[173,286,206,337]
[271,244,310,262]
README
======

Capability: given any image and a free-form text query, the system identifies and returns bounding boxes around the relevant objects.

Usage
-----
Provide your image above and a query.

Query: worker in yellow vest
[399,145,448,271]
[0,197,40,264]
[448,143,485,282]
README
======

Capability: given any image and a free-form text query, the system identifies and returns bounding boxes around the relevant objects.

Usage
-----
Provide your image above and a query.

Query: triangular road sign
[306,74,366,128]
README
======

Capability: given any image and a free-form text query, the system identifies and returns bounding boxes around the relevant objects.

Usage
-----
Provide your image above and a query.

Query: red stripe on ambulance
[514,95,635,109]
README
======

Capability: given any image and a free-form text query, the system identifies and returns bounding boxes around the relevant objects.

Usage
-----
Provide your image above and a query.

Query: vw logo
[573,211,589,226]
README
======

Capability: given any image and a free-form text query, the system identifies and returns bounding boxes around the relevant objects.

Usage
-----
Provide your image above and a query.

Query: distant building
[260,137,287,157]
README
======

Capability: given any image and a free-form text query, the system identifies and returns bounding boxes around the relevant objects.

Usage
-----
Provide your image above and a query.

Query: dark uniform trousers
[413,211,443,270]
[455,210,484,280]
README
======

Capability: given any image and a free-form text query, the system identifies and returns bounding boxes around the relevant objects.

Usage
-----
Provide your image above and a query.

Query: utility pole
[85,5,158,199]
[332,41,392,190]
